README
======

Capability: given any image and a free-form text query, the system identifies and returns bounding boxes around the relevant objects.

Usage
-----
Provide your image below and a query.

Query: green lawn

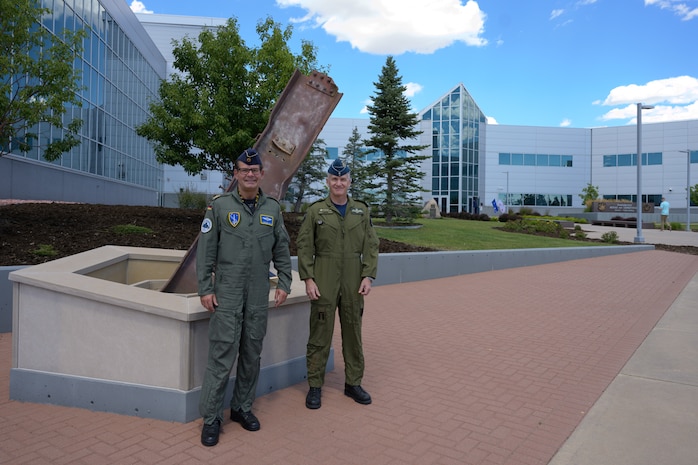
[373,217,606,251]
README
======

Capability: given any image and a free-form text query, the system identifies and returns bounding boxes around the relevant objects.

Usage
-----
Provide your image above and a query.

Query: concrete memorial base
[8,246,321,423]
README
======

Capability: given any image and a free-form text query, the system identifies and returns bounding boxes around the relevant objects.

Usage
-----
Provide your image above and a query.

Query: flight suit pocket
[257,228,274,263]
[347,221,365,253]
[208,307,242,344]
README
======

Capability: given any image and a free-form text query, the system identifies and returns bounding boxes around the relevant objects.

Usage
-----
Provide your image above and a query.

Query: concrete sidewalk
[1,243,698,464]
[581,222,698,246]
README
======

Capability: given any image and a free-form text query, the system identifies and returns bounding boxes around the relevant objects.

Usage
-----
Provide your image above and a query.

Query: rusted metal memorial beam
[160,70,342,294]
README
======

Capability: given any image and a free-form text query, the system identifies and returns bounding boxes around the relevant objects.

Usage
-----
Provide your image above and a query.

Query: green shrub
[517,207,538,216]
[32,244,58,257]
[575,230,587,239]
[601,231,619,243]
[111,224,153,234]
[178,187,209,210]
[502,218,566,237]
[498,213,522,222]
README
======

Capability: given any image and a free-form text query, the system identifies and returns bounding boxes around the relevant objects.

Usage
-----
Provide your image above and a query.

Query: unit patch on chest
[260,215,274,226]
[228,212,241,227]
[350,208,364,215]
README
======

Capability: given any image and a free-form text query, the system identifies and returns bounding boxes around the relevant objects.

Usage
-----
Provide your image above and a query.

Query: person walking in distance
[197,148,292,447]
[297,158,379,409]
[660,197,671,231]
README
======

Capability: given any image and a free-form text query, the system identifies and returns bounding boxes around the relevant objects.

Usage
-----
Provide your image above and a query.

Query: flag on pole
[491,198,499,213]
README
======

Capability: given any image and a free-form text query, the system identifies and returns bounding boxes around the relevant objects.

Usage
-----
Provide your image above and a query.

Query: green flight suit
[296,197,379,387]
[197,189,292,424]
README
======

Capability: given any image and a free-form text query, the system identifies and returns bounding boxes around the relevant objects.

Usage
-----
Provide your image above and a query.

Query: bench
[591,220,654,229]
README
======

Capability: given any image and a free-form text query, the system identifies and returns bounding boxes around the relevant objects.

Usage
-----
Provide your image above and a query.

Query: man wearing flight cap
[197,148,292,446]
[297,158,379,409]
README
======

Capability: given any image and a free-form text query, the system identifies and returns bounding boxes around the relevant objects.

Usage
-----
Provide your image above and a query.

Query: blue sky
[128,0,698,129]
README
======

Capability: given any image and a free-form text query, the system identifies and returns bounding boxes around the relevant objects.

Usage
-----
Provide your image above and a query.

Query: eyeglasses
[237,167,261,175]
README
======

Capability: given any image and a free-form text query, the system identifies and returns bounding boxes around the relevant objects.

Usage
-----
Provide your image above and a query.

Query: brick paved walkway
[2,249,698,464]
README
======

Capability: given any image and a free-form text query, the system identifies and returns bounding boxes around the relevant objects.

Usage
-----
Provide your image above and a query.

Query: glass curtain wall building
[420,84,487,214]
[1,0,166,205]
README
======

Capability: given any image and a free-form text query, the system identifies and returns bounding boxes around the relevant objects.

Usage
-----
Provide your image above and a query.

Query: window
[648,152,662,165]
[617,154,631,166]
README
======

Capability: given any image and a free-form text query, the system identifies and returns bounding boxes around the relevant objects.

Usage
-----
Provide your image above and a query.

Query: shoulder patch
[201,218,213,233]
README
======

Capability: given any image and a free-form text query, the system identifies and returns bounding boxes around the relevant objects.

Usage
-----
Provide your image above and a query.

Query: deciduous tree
[579,183,600,211]
[136,17,322,177]
[1,0,85,160]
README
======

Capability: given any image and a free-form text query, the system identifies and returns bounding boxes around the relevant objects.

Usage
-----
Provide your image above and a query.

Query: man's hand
[358,277,372,296]
[304,278,321,300]
[274,288,288,307]
[200,294,218,313]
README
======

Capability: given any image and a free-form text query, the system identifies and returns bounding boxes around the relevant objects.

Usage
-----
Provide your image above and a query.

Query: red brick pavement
[2,250,697,465]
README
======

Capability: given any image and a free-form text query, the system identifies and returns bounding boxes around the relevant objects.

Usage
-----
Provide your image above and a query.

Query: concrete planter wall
[8,247,315,422]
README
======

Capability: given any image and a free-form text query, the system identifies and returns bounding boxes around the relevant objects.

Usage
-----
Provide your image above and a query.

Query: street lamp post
[505,171,509,212]
[679,149,691,231]
[635,103,654,243]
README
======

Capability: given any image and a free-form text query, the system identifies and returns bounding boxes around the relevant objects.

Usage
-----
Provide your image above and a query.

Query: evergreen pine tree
[284,138,328,212]
[343,127,372,203]
[365,56,428,223]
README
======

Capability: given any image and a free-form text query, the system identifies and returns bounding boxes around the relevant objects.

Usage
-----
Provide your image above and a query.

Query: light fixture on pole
[679,149,691,232]
[634,103,654,243]
[503,171,509,212]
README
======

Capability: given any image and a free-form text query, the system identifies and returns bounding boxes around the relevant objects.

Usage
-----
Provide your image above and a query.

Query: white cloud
[486,116,498,125]
[598,76,698,123]
[601,76,698,106]
[645,0,698,21]
[276,0,487,55]
[599,102,698,124]
[550,9,565,20]
[130,1,153,14]
[560,118,572,127]
[404,82,423,98]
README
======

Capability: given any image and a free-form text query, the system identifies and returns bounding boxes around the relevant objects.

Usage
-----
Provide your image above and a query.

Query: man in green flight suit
[197,148,292,447]
[297,158,379,409]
